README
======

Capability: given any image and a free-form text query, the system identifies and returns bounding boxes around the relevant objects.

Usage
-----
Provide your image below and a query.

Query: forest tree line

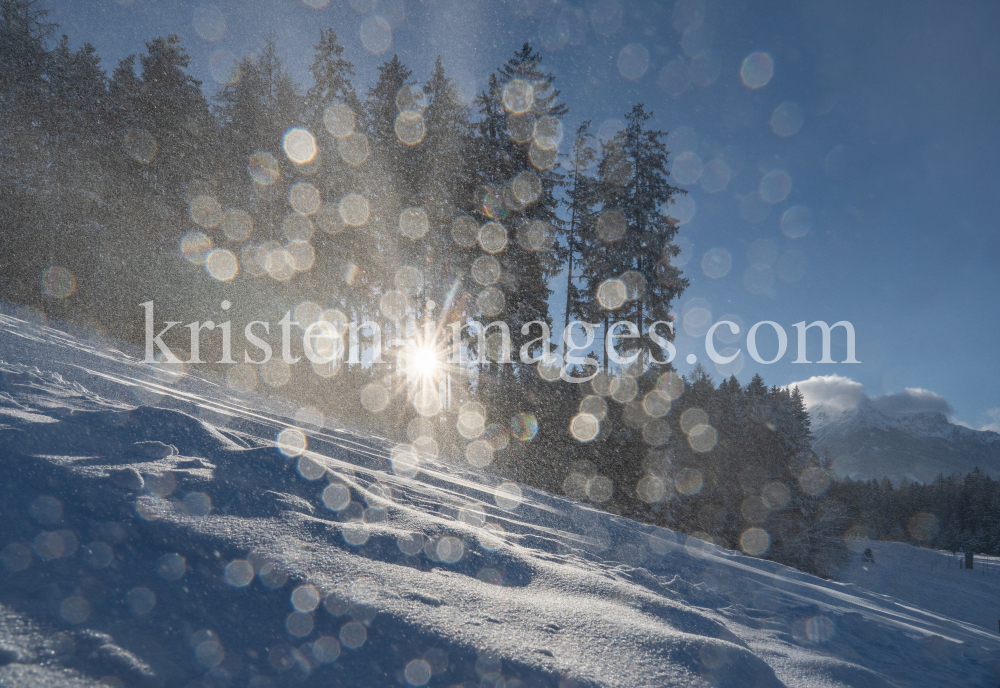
[830,469,1000,557]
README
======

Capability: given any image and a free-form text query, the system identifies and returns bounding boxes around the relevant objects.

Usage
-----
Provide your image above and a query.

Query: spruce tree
[562,121,597,361]
[136,35,214,207]
[588,104,688,371]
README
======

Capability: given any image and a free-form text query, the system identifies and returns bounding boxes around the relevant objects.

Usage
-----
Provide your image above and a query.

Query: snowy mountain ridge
[809,396,1000,484]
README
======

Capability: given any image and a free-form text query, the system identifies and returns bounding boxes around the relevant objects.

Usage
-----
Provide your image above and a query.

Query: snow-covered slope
[1,312,999,687]
[835,539,1000,637]
[811,397,1000,484]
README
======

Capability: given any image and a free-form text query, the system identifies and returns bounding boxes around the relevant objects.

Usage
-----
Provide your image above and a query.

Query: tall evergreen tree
[419,56,474,306]
[305,28,358,116]
[587,104,688,372]
[135,35,214,206]
[0,0,55,190]
[358,54,415,310]
[562,121,597,360]
[472,43,566,330]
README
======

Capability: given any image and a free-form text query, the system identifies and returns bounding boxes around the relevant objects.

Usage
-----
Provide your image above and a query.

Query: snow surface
[1,311,998,687]
[835,541,1000,642]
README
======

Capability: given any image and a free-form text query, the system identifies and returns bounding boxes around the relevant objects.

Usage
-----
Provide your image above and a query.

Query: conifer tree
[562,121,597,360]
[137,36,214,205]
[588,104,688,371]
[0,0,55,189]
[472,43,565,331]
[305,28,358,116]
[419,56,474,304]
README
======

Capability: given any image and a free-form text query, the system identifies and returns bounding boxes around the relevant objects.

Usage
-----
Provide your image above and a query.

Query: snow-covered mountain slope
[810,397,1000,484]
[835,539,1000,637]
[1,312,999,687]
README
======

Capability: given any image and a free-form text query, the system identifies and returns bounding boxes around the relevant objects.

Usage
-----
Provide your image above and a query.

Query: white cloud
[982,408,1000,433]
[791,377,952,417]
[790,374,866,414]
[870,387,953,416]
[791,377,997,432]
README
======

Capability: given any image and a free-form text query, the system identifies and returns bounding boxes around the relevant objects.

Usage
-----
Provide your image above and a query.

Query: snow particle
[570,413,600,442]
[84,541,114,569]
[350,576,380,605]
[804,615,836,643]
[586,476,614,503]
[259,560,289,589]
[194,636,225,668]
[494,482,523,510]
[1,543,32,572]
[701,247,732,279]
[324,104,356,138]
[675,468,704,495]
[405,659,432,686]
[435,536,464,564]
[740,51,774,89]
[342,521,370,546]
[322,484,351,512]
[180,231,213,265]
[465,440,494,467]
[276,428,307,457]
[223,560,254,587]
[157,553,187,580]
[338,132,371,165]
[399,207,429,239]
[780,205,812,238]
[618,43,650,81]
[391,444,420,478]
[127,587,157,616]
[291,585,321,613]
[29,495,63,524]
[637,475,667,503]
[688,424,718,452]
[297,454,327,481]
[59,596,90,624]
[478,222,508,254]
[41,267,76,299]
[183,492,213,517]
[770,101,804,137]
[762,482,791,510]
[759,170,792,204]
[124,128,157,163]
[478,523,505,552]
[360,15,392,55]
[247,151,279,185]
[798,466,831,495]
[397,532,425,556]
[643,419,672,447]
[135,495,169,521]
[502,79,534,114]
[339,621,367,649]
[311,635,341,663]
[282,128,317,165]
[740,527,771,556]
[286,612,315,638]
[395,111,426,146]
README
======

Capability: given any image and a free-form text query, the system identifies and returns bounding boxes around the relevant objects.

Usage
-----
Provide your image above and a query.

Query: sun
[410,345,440,378]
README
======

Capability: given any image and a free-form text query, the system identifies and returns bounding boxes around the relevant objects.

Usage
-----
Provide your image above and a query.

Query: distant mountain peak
[809,400,1000,484]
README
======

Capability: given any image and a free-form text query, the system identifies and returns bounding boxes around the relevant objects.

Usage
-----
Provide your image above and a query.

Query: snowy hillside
[2,311,999,688]
[810,396,1000,484]
[835,539,1000,638]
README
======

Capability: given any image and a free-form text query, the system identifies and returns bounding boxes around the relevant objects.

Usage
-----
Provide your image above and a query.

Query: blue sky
[48,0,1000,427]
